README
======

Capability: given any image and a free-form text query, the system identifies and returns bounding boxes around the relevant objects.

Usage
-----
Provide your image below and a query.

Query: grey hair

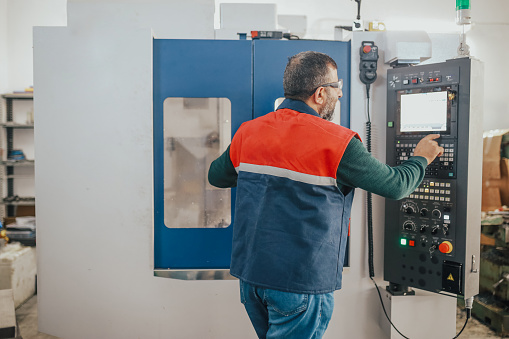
[283,51,338,101]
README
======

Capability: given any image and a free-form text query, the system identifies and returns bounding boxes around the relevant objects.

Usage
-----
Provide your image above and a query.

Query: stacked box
[482,130,509,211]
[0,243,36,308]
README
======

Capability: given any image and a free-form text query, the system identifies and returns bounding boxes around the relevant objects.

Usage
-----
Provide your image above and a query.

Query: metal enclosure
[384,58,483,298]
[153,39,352,276]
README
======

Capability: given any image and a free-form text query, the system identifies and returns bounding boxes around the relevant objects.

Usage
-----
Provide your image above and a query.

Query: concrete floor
[14,295,504,339]
[456,307,504,339]
[15,296,58,339]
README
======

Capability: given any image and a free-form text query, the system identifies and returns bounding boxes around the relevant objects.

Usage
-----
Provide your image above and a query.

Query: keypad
[409,181,452,201]
[396,142,456,178]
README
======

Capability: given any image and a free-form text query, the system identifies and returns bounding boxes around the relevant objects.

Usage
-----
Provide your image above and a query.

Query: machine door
[154,39,353,276]
[153,39,252,273]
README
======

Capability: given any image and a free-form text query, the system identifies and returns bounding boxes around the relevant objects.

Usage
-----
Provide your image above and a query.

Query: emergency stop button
[439,241,453,254]
[363,45,372,53]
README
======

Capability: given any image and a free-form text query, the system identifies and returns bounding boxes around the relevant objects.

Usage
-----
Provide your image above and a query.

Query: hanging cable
[365,83,374,279]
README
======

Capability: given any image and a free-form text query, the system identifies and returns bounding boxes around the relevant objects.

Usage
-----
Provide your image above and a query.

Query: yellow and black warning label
[442,261,462,294]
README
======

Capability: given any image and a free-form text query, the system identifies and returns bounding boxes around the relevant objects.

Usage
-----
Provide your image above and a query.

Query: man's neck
[304,98,322,118]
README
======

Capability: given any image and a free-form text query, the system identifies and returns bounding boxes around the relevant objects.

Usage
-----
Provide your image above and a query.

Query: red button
[409,240,415,247]
[363,45,372,53]
[439,241,453,254]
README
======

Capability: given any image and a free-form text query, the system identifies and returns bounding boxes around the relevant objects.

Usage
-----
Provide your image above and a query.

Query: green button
[388,121,394,128]
[400,238,407,246]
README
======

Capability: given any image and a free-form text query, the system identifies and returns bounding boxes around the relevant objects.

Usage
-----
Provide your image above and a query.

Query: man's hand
[413,134,444,165]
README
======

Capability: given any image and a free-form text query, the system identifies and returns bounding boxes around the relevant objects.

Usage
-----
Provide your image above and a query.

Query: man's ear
[313,87,326,105]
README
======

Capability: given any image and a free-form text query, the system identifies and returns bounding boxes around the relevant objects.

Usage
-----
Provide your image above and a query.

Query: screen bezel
[395,86,454,136]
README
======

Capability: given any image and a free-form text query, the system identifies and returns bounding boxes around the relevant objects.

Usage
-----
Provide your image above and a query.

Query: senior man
[208,51,443,339]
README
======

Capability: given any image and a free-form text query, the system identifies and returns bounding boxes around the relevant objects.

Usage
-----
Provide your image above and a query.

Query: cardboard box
[482,159,509,211]
[483,129,509,180]
[3,205,35,227]
[482,130,509,211]
[16,205,35,217]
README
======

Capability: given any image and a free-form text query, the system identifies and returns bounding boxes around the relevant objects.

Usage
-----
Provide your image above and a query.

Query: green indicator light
[388,121,394,128]
[400,238,407,246]
[456,0,470,10]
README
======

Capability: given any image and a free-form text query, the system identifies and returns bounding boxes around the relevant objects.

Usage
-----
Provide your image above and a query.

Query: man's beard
[319,92,337,121]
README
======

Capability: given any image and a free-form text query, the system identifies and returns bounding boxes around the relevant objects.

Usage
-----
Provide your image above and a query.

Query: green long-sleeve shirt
[208,137,427,200]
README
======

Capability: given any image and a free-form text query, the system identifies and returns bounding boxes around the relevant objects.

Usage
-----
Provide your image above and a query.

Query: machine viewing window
[163,98,232,228]
[396,86,454,136]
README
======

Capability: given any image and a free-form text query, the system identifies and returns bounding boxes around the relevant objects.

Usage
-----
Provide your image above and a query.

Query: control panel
[359,41,379,85]
[384,58,483,298]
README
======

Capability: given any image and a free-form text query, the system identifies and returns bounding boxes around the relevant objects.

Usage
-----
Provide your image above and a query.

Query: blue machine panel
[252,40,351,127]
[154,39,352,270]
[153,39,252,269]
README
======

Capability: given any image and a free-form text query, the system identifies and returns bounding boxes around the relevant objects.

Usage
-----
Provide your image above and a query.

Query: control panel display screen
[400,91,448,132]
[395,86,453,136]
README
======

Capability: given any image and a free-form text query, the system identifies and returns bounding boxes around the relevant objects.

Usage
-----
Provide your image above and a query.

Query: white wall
[0,1,8,94]
[468,24,509,130]
[3,0,66,92]
[0,0,66,198]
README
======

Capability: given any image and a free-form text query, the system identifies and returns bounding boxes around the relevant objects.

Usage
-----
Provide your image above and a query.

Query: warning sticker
[447,273,454,281]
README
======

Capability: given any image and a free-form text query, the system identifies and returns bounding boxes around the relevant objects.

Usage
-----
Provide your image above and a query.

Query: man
[208,51,443,338]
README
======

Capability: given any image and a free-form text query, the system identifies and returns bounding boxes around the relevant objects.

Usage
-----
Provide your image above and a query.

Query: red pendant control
[363,45,372,53]
[438,241,453,254]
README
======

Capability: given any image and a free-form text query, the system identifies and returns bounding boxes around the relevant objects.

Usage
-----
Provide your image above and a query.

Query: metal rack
[0,93,35,221]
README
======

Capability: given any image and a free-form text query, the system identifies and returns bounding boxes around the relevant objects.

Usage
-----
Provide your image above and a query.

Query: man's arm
[208,145,238,188]
[336,137,427,200]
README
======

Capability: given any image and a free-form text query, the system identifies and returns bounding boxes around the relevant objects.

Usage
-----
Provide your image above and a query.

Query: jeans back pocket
[264,289,308,316]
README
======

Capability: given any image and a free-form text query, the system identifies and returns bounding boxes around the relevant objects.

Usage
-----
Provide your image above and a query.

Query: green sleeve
[336,137,427,200]
[208,145,238,188]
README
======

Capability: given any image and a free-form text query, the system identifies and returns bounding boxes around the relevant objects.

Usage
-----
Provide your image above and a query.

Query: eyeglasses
[320,79,343,90]
[310,79,343,95]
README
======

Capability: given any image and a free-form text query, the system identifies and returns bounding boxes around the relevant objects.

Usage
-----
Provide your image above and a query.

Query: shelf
[1,197,35,206]
[0,175,34,179]
[0,123,34,129]
[1,160,35,167]
[1,202,35,206]
[1,92,35,219]
[1,93,33,100]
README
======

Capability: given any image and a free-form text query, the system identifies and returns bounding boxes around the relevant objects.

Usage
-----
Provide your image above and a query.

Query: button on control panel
[395,140,456,179]
[398,178,456,258]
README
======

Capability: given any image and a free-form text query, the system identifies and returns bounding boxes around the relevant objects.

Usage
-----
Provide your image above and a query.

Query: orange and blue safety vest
[229,99,360,294]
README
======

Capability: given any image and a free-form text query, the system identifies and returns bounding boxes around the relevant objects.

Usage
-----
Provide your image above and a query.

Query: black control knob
[432,209,442,218]
[420,208,428,217]
[403,221,416,231]
[402,202,417,215]
[431,225,440,235]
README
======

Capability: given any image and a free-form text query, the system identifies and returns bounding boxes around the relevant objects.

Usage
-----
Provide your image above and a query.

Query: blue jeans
[239,280,334,339]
